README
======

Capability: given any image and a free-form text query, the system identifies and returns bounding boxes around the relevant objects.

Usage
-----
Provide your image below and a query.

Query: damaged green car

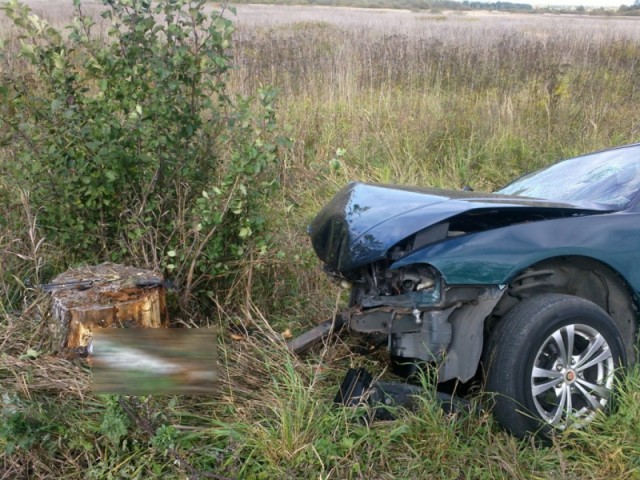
[309,143,640,437]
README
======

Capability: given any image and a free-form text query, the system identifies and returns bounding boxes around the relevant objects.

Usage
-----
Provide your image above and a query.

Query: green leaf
[19,43,36,61]
[23,348,39,359]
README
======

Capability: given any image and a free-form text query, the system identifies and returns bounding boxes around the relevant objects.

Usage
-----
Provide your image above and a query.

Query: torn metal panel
[438,287,504,382]
[309,181,610,275]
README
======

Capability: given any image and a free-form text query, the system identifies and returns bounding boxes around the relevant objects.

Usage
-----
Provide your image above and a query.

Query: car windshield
[497,144,640,208]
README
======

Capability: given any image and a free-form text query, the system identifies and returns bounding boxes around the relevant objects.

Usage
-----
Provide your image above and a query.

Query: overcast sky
[533,0,633,6]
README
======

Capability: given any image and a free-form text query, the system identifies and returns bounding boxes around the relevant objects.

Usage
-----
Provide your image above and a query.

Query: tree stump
[48,263,169,352]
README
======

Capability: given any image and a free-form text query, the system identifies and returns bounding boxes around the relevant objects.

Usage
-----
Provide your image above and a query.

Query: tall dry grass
[229,7,640,194]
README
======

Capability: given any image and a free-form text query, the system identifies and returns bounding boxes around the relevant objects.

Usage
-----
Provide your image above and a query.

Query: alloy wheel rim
[530,323,615,429]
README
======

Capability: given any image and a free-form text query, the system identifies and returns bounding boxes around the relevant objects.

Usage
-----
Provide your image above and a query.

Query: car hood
[309,182,613,273]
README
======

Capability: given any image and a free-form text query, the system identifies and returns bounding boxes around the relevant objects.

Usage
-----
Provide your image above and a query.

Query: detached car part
[308,143,640,437]
[287,314,345,355]
[333,368,474,421]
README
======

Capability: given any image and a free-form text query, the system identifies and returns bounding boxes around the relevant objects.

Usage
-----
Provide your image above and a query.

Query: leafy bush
[0,0,285,307]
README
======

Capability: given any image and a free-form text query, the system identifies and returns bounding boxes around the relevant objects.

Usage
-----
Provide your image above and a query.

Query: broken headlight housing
[349,263,443,309]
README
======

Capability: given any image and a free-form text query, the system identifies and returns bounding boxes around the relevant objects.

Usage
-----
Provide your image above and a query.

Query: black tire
[484,294,627,438]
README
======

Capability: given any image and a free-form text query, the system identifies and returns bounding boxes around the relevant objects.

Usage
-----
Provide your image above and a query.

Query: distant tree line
[537,1,640,15]
[615,0,640,15]
[461,1,532,10]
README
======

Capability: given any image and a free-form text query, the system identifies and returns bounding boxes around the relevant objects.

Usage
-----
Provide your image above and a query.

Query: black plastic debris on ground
[334,367,475,421]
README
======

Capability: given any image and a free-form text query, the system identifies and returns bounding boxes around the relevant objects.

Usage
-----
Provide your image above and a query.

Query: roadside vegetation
[1,1,640,478]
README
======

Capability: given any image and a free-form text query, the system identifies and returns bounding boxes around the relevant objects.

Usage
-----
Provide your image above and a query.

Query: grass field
[2,2,640,478]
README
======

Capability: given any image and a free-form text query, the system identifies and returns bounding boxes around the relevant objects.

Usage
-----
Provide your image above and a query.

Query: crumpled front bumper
[347,285,505,382]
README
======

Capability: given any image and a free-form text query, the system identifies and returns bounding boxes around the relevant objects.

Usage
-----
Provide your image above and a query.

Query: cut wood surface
[49,263,169,351]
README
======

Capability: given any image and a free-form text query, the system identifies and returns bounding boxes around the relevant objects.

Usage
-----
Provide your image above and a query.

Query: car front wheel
[485,294,627,438]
